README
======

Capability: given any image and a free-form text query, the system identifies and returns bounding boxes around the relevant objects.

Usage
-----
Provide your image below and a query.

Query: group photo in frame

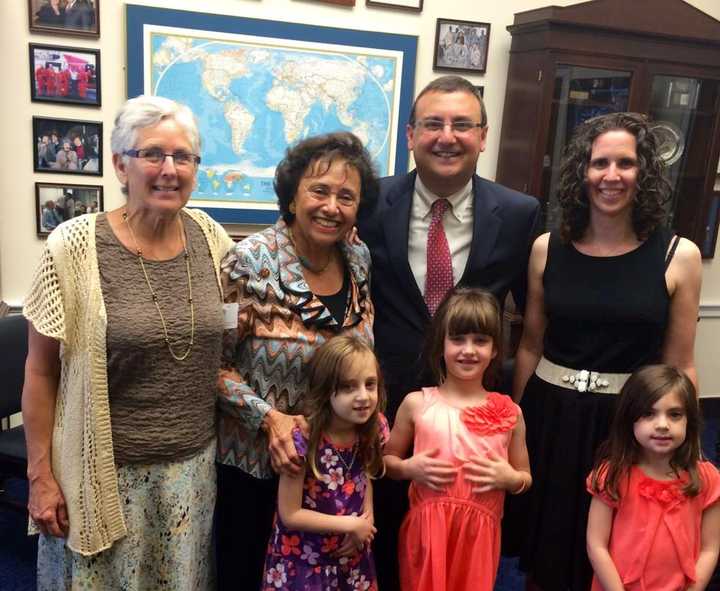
[35,182,103,236]
[28,0,100,38]
[366,0,422,11]
[434,18,490,74]
[33,116,102,176]
[29,43,101,106]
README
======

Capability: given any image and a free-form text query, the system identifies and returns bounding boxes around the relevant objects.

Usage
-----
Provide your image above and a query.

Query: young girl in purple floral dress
[262,336,388,591]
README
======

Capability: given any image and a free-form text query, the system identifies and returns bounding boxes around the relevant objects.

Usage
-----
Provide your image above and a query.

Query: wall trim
[700,303,720,318]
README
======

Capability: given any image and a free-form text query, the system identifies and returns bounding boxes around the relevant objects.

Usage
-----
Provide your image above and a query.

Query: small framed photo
[434,19,491,74]
[29,0,100,38]
[366,0,422,11]
[35,182,104,236]
[33,116,103,176]
[29,44,101,107]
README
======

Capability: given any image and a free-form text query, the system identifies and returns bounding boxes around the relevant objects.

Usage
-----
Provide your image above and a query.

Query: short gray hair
[110,95,201,157]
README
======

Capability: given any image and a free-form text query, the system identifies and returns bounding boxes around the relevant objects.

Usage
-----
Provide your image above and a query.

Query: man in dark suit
[357,75,539,588]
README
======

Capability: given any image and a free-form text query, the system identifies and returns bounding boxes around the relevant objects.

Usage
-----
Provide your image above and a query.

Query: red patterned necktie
[424,198,453,316]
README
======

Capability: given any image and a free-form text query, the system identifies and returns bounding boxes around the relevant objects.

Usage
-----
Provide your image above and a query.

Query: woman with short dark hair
[216,131,378,589]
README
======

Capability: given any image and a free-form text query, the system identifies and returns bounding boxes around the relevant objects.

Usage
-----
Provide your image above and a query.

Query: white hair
[110,95,201,157]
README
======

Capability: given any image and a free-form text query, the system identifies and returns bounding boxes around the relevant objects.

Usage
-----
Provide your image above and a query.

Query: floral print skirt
[37,441,216,591]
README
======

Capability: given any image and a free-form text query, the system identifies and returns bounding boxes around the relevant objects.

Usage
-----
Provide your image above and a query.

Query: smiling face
[290,158,361,251]
[633,389,687,463]
[329,351,379,431]
[585,129,639,221]
[113,118,197,216]
[443,332,496,385]
[407,90,487,197]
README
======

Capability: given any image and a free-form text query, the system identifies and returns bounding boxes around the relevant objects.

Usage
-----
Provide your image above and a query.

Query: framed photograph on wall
[366,0,422,11]
[28,0,100,38]
[29,44,101,107]
[35,182,104,236]
[33,116,102,176]
[434,18,490,74]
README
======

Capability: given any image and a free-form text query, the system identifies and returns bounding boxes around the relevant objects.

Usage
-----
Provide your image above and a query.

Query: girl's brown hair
[304,336,386,480]
[425,288,503,388]
[590,364,702,501]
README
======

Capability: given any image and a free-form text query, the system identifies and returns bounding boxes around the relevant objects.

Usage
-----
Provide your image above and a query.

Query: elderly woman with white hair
[22,95,233,589]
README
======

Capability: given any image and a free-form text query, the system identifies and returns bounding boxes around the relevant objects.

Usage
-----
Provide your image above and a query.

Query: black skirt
[503,373,618,591]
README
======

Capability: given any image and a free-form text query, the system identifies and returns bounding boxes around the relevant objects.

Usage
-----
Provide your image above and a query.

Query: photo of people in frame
[434,19,491,74]
[35,182,103,236]
[33,116,103,176]
[30,44,101,106]
[28,0,99,38]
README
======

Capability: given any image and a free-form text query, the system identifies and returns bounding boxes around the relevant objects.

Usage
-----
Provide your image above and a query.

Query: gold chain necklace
[288,226,333,274]
[335,439,358,473]
[122,211,195,361]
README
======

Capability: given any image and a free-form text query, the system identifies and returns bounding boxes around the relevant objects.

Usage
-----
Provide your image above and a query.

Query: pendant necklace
[122,210,195,361]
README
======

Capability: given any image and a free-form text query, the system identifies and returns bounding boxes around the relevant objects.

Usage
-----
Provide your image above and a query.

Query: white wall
[2,0,719,393]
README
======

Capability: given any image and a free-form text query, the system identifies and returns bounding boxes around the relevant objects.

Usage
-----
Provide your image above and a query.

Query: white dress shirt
[408,176,473,296]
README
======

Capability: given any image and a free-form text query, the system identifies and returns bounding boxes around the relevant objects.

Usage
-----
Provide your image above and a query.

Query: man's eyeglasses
[414,119,485,135]
[123,148,201,167]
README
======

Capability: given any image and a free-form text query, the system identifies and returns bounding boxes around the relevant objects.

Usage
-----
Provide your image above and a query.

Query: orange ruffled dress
[398,387,520,591]
[587,462,720,591]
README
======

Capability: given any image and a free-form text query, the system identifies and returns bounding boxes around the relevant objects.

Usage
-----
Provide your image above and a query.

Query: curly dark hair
[274,132,379,224]
[556,112,671,242]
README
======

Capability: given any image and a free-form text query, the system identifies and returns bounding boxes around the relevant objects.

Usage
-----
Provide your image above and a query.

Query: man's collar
[414,175,473,221]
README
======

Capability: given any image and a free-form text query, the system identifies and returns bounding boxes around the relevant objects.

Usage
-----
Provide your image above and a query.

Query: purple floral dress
[262,416,389,591]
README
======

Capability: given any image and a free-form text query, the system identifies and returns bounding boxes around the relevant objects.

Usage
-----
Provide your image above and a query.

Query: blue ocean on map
[151,35,397,204]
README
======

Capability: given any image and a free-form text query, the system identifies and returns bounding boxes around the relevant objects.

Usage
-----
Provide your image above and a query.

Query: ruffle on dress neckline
[460,392,518,436]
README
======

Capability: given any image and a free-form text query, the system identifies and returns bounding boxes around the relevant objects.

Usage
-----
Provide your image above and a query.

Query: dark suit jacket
[357,171,540,418]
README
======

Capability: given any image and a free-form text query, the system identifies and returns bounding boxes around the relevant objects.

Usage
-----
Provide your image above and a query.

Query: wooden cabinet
[495,0,720,257]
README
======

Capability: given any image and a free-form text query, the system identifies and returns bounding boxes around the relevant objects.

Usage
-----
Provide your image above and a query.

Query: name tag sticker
[223,303,239,329]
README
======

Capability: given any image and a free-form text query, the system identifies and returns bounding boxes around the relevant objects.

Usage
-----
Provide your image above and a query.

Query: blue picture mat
[126,4,417,224]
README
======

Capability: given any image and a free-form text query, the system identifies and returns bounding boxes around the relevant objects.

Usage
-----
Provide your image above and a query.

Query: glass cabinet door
[648,75,720,235]
[541,65,632,229]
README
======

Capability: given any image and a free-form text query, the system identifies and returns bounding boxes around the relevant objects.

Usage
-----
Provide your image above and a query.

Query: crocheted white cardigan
[23,209,234,556]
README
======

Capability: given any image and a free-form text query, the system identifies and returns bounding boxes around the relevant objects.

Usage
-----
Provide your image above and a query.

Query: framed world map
[126,5,417,224]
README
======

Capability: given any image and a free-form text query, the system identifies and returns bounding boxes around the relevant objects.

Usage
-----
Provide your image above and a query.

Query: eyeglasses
[414,118,485,135]
[123,148,201,167]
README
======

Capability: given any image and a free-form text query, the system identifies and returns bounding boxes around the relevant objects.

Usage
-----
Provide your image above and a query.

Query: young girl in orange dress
[261,336,388,591]
[384,288,532,591]
[587,365,720,591]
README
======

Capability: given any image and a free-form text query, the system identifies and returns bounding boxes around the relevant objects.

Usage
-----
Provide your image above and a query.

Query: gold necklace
[335,439,358,473]
[288,226,333,274]
[122,211,195,361]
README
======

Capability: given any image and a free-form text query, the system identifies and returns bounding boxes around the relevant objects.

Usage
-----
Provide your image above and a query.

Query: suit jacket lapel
[383,171,430,322]
[461,176,501,285]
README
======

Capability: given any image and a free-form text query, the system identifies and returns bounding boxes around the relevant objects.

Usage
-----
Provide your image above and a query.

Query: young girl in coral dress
[587,365,720,591]
[384,288,532,591]
[262,336,388,591]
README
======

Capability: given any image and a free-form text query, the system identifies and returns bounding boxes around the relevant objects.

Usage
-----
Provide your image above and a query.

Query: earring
[289,201,296,214]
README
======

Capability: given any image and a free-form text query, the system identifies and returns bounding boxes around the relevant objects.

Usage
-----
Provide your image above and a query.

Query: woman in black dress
[510,112,702,590]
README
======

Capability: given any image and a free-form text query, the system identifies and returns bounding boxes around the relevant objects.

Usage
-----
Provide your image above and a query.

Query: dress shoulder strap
[664,235,680,270]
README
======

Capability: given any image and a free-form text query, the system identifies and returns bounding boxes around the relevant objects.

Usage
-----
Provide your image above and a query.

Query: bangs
[445,299,500,339]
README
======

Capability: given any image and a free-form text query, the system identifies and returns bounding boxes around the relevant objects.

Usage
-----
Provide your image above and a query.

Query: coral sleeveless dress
[398,387,520,591]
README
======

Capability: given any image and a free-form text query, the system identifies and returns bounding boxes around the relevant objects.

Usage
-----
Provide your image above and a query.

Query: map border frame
[126,4,418,225]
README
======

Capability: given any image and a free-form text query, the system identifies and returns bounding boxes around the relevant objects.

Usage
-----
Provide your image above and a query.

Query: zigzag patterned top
[218,218,374,478]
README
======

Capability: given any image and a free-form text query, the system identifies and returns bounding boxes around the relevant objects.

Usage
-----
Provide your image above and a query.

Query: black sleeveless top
[543,228,675,373]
